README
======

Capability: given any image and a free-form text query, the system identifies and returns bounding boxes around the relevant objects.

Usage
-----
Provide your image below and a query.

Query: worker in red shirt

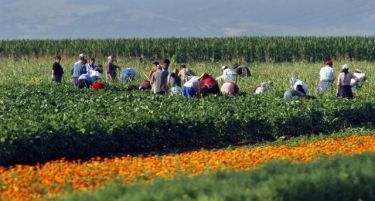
[200,73,220,96]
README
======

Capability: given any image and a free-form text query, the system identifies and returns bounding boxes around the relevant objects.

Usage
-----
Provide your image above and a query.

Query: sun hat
[342,64,349,69]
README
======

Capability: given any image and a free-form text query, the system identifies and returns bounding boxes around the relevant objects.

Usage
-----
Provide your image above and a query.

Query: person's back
[317,65,335,94]
[221,82,239,96]
[152,68,169,94]
[120,68,137,81]
[338,72,355,86]
[73,61,84,77]
[201,73,219,96]
[169,73,181,87]
[351,70,366,88]
[320,66,335,81]
[224,68,237,82]
[255,82,272,95]
[183,76,201,97]
[291,78,308,95]
[78,74,93,88]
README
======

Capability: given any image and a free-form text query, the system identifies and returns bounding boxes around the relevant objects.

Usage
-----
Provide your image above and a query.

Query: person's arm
[51,64,55,79]
[336,73,341,95]
[106,64,113,81]
[150,72,155,85]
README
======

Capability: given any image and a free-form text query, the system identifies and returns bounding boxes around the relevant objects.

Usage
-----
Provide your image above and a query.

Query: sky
[1,0,375,39]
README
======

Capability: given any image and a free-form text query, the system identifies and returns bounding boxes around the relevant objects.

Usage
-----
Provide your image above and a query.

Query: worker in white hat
[337,64,358,99]
[71,53,85,86]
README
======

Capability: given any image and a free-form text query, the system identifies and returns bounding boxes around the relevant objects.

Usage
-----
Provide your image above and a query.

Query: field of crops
[1,37,375,200]
[1,37,375,62]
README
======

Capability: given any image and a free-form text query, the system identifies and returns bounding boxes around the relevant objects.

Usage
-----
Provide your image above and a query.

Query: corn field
[1,37,375,62]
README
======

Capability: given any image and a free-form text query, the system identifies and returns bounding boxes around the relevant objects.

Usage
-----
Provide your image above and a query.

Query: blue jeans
[182,87,196,97]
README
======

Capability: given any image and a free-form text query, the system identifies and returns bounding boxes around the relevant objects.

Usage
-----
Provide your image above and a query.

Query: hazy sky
[1,0,374,39]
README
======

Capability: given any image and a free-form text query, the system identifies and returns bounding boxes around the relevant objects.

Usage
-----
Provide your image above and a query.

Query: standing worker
[317,59,335,94]
[72,53,85,86]
[150,63,169,95]
[51,55,64,83]
[337,64,357,99]
[106,55,119,81]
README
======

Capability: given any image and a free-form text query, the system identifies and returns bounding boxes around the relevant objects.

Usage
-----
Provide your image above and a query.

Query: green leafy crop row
[1,84,374,166]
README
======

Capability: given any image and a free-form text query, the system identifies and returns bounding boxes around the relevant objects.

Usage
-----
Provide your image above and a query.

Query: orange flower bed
[1,135,375,201]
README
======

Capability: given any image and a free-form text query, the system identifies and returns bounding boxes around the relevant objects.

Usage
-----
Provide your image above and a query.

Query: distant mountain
[1,0,374,39]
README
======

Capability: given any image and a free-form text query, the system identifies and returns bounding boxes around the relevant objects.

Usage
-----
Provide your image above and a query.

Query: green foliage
[2,37,375,62]
[57,153,375,201]
[0,57,374,166]
[1,83,375,166]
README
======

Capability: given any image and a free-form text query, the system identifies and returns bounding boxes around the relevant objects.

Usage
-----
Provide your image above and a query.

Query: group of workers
[137,59,249,97]
[281,59,366,99]
[51,54,366,99]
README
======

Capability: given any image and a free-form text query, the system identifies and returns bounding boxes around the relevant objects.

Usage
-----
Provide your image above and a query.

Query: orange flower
[0,135,374,201]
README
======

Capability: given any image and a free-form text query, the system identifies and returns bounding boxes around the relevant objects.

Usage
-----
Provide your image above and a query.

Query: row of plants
[1,37,375,62]
[1,135,374,200]
[1,84,375,166]
[58,153,375,201]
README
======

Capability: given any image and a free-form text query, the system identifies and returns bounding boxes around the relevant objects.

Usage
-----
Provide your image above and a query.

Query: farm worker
[78,73,93,89]
[284,77,308,99]
[290,77,308,95]
[168,68,182,95]
[162,59,171,72]
[233,63,251,77]
[150,62,169,95]
[200,73,220,96]
[317,59,335,94]
[254,81,273,95]
[221,82,239,96]
[120,67,138,81]
[182,76,201,97]
[148,61,160,80]
[351,69,366,89]
[216,65,237,83]
[283,85,307,99]
[337,64,358,99]
[85,57,97,75]
[178,64,196,83]
[106,55,119,81]
[90,65,103,82]
[51,55,64,83]
[72,53,85,86]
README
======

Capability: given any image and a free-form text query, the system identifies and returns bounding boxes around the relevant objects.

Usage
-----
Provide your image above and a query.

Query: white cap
[342,64,349,70]
[79,53,85,58]
[221,65,228,70]
[107,56,113,60]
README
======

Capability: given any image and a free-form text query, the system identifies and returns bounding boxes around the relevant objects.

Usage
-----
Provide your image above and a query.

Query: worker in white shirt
[316,59,335,95]
[351,69,367,89]
[216,65,237,83]
[290,77,308,95]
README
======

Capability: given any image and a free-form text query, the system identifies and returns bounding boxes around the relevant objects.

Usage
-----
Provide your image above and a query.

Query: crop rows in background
[1,37,375,62]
